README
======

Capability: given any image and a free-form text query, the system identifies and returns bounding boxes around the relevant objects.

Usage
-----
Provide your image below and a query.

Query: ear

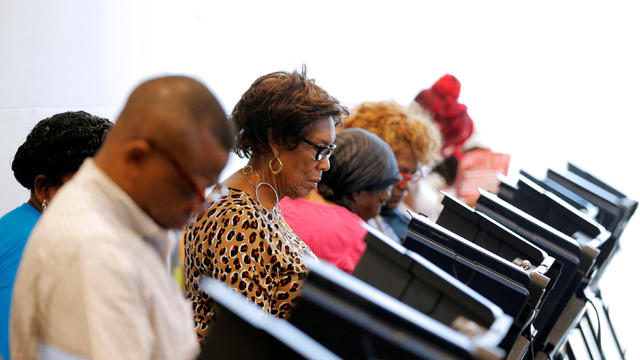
[346,191,362,206]
[351,190,364,201]
[123,138,153,165]
[266,129,281,156]
[32,174,49,205]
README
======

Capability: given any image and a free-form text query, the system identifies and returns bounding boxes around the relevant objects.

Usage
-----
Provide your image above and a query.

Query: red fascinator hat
[413,74,474,159]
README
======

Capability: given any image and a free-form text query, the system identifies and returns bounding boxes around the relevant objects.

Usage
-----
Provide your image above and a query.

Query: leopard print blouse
[183,188,314,343]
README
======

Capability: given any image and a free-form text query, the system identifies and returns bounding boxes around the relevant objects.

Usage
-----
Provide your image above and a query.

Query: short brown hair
[344,101,441,165]
[231,66,348,158]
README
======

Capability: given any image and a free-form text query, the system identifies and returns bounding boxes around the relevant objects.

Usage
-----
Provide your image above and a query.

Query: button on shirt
[10,159,199,360]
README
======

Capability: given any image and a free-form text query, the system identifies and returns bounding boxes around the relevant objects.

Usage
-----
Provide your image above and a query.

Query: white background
[1,1,638,357]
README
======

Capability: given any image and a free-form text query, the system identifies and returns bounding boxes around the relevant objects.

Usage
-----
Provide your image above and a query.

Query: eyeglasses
[398,169,424,184]
[145,139,206,203]
[301,138,337,161]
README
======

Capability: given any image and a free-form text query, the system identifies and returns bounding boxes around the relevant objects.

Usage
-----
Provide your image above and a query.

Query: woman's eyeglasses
[398,169,424,184]
[301,138,337,161]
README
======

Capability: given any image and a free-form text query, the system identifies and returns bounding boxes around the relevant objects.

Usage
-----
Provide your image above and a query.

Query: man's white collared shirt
[10,159,199,360]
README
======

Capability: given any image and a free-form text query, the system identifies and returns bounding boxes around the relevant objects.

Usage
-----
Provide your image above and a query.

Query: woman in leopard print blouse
[183,67,348,343]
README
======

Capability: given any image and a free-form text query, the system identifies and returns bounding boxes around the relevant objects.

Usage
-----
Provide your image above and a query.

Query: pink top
[279,197,368,273]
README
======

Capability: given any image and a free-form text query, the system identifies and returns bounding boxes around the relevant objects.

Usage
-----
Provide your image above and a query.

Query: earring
[269,155,283,175]
[41,199,48,211]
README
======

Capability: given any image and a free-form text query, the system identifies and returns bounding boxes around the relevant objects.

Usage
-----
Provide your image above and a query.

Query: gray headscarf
[318,128,400,208]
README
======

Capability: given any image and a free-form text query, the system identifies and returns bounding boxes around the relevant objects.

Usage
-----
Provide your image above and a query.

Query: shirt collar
[79,159,171,259]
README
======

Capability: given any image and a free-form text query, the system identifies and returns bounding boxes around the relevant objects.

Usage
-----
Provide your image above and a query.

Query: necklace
[28,199,43,213]
[241,165,315,261]
[241,165,279,210]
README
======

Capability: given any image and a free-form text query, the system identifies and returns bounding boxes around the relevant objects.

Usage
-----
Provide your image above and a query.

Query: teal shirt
[0,203,40,360]
[380,207,410,241]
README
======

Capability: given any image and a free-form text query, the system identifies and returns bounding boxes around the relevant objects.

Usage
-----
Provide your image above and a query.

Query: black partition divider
[436,192,555,304]
[567,163,637,212]
[474,189,595,356]
[546,169,624,235]
[540,163,636,360]
[287,259,504,360]
[351,227,512,352]
[404,212,530,318]
[198,278,341,360]
[498,175,615,289]
[434,193,557,353]
[498,176,603,238]
[402,212,532,352]
[519,170,597,216]
[564,164,636,222]
[564,163,638,287]
[563,163,637,239]
[438,193,548,264]
[567,163,626,197]
[518,167,637,293]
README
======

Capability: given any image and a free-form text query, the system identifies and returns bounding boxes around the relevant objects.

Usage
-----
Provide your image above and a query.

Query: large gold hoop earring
[269,155,283,175]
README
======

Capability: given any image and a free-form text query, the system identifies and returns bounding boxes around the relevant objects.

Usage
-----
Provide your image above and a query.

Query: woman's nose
[380,188,391,202]
[318,155,330,171]
[397,180,409,192]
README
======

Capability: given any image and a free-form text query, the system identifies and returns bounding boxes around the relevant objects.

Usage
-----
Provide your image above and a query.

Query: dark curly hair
[231,66,349,158]
[12,111,113,190]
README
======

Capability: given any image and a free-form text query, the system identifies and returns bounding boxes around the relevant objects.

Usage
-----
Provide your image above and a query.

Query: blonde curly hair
[343,101,441,165]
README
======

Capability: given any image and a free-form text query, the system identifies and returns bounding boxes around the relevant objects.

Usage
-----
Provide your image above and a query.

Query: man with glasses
[11,76,233,359]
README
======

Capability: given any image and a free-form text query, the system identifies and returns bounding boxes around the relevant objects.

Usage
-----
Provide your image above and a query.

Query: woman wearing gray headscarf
[279,128,400,273]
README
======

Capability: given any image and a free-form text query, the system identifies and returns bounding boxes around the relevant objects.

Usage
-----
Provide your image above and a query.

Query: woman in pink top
[280,128,400,273]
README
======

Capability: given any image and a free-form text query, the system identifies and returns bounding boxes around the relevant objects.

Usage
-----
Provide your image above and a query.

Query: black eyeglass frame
[301,138,337,161]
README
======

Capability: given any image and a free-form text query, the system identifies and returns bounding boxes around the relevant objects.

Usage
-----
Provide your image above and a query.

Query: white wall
[2,0,639,356]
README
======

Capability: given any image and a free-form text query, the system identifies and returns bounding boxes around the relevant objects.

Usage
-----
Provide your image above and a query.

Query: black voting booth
[475,188,599,359]
[549,165,636,238]
[434,193,559,357]
[197,259,506,360]
[542,165,636,286]
[402,211,544,359]
[287,258,505,360]
[351,227,512,351]
[491,176,612,359]
[512,164,637,359]
[520,165,637,242]
[560,163,637,360]
[520,164,638,291]
[198,277,341,360]
[497,175,614,290]
[196,161,634,360]
[566,162,638,225]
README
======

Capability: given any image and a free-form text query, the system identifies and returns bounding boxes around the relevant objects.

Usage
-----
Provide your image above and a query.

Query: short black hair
[231,66,348,158]
[12,111,113,189]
